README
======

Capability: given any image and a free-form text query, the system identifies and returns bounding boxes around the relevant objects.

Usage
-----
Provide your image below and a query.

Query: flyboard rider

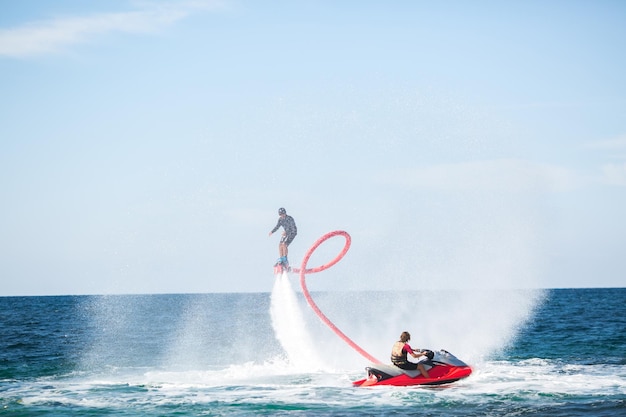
[269,207,297,269]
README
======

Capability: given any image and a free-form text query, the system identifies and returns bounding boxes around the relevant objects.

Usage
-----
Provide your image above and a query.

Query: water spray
[292,230,382,364]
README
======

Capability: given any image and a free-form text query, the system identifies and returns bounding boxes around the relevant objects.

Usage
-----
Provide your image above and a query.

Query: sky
[1,0,625,296]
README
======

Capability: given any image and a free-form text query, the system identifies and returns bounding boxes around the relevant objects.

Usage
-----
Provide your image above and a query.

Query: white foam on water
[9,355,625,413]
[431,358,626,409]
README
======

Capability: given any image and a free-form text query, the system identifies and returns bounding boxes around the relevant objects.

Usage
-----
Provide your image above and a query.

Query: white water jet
[269,272,325,371]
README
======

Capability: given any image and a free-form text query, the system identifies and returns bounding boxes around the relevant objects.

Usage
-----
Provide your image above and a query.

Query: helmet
[278,207,286,215]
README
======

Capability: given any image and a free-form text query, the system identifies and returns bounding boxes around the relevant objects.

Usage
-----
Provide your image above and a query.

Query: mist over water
[163,297,215,370]
[269,268,545,373]
[269,290,543,373]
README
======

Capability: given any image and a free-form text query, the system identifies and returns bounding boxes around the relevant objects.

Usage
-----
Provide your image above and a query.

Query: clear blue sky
[1,1,625,295]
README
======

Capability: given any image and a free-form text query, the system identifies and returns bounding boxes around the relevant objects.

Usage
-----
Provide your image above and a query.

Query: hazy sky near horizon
[1,0,625,296]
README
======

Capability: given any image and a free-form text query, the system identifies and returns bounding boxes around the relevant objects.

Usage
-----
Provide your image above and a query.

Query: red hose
[293,231,382,364]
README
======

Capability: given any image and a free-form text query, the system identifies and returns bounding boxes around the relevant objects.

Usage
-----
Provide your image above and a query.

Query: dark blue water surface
[502,289,626,363]
[0,288,624,416]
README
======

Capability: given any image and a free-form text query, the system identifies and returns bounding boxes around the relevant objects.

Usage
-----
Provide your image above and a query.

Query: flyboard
[273,260,291,275]
[273,230,472,387]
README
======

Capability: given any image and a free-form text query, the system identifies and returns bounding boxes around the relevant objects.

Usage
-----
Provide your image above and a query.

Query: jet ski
[352,349,472,387]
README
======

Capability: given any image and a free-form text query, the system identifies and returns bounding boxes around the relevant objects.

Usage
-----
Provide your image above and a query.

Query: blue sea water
[0,284,624,416]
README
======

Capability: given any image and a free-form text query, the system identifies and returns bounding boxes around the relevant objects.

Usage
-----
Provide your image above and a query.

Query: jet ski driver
[391,331,431,378]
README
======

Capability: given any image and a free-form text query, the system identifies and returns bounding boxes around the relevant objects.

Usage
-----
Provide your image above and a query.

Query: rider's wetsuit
[271,215,297,246]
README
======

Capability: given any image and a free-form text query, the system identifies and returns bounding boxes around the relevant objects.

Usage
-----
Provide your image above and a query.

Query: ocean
[1,281,624,416]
